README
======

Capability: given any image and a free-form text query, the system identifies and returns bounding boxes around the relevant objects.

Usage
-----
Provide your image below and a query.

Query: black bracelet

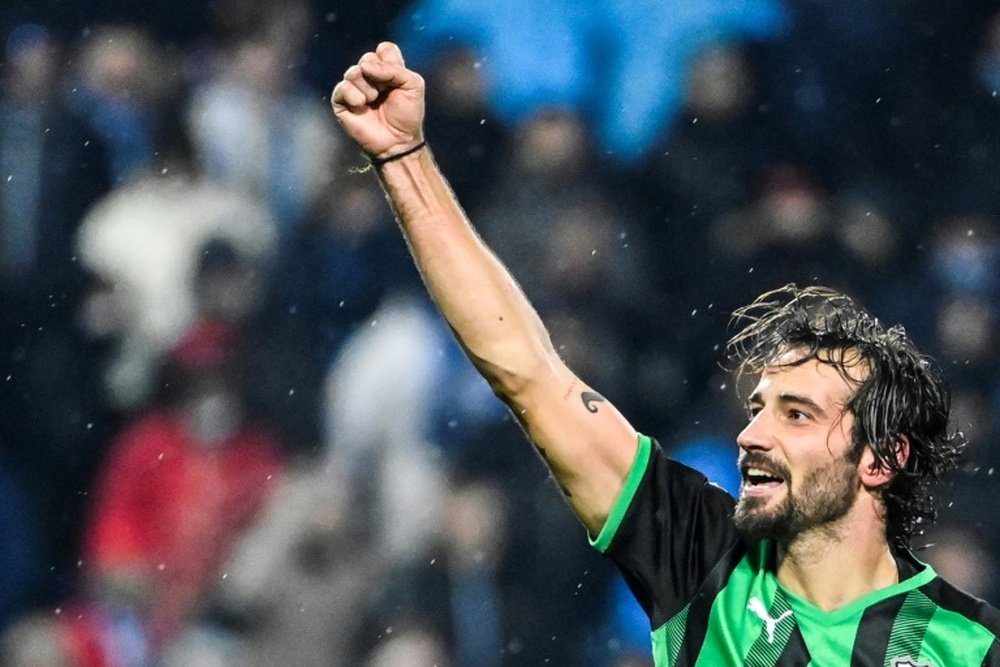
[368,140,427,167]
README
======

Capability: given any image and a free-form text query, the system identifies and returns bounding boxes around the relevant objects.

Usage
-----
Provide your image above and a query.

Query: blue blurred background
[0,1,997,665]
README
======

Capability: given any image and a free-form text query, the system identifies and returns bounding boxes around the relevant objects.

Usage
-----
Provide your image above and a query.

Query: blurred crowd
[0,0,998,665]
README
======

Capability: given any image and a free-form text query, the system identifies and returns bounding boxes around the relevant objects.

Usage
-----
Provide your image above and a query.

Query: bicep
[504,358,639,536]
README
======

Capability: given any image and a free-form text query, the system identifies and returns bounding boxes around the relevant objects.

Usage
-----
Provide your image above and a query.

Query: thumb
[375,41,406,67]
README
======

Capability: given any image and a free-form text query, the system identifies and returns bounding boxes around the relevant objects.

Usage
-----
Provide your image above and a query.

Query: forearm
[332,44,639,534]
[375,145,556,395]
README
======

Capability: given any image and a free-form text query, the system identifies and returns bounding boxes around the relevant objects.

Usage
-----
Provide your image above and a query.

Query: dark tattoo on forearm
[535,445,573,498]
[581,391,606,413]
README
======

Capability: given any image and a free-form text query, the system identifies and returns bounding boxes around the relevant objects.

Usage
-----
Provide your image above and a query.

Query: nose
[737,410,774,452]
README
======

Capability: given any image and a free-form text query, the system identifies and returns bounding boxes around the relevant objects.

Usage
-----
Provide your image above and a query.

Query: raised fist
[331,42,425,161]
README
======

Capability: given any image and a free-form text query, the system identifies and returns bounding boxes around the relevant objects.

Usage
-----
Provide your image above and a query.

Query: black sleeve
[983,640,1000,667]
[592,435,740,626]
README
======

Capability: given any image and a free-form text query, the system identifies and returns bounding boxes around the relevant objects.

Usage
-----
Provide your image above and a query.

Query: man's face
[733,350,864,542]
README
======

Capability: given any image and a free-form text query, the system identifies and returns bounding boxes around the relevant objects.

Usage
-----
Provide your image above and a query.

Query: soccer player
[331,42,1000,665]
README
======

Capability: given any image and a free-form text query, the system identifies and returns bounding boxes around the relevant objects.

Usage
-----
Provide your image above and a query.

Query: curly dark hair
[726,284,966,550]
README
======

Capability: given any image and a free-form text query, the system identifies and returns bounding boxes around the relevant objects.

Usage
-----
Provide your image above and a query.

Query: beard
[733,450,860,543]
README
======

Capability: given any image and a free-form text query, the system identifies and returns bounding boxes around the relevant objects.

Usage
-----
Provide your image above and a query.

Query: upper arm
[500,355,640,536]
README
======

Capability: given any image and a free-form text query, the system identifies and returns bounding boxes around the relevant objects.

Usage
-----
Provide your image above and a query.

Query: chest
[658,567,992,667]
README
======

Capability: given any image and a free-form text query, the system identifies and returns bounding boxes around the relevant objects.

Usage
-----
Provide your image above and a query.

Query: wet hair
[726,284,966,550]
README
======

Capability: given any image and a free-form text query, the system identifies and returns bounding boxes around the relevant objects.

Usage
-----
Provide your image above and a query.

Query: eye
[787,409,810,422]
[747,405,762,419]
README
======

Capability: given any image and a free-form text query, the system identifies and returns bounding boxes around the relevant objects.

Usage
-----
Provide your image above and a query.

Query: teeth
[745,468,783,483]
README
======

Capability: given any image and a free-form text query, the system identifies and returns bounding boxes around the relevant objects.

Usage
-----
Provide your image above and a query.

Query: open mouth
[741,466,786,494]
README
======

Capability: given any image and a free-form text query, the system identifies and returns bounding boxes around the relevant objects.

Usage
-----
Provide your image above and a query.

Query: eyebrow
[747,391,830,419]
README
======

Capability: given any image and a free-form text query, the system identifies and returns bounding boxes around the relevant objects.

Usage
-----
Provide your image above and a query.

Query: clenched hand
[331,41,425,161]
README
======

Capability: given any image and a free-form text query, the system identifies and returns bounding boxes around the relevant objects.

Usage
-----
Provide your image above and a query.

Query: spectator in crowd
[0,23,110,291]
[0,23,115,594]
[928,215,998,416]
[186,0,341,237]
[75,109,276,409]
[72,243,287,657]
[0,315,286,665]
[639,41,781,247]
[419,47,509,214]
[69,25,176,185]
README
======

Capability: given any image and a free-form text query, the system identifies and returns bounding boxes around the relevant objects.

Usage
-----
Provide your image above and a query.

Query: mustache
[738,451,791,481]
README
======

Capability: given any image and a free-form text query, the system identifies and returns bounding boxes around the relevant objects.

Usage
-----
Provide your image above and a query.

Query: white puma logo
[747,597,793,644]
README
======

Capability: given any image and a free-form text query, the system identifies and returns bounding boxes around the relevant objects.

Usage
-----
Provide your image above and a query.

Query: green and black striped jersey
[591,435,1000,666]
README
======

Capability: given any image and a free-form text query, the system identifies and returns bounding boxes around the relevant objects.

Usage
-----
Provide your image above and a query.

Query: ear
[859,435,910,489]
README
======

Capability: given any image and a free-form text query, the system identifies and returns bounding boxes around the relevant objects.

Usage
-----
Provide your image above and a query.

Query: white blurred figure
[75,130,276,408]
[0,615,72,667]
[363,625,451,667]
[323,292,450,566]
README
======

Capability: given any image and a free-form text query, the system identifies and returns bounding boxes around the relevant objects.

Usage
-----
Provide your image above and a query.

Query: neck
[774,501,898,611]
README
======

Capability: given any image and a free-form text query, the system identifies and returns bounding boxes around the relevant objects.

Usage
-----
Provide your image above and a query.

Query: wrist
[368,140,428,167]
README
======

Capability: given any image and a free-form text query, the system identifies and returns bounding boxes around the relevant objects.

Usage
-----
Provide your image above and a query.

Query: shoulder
[919,574,1000,638]
[597,436,742,624]
[597,435,735,551]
